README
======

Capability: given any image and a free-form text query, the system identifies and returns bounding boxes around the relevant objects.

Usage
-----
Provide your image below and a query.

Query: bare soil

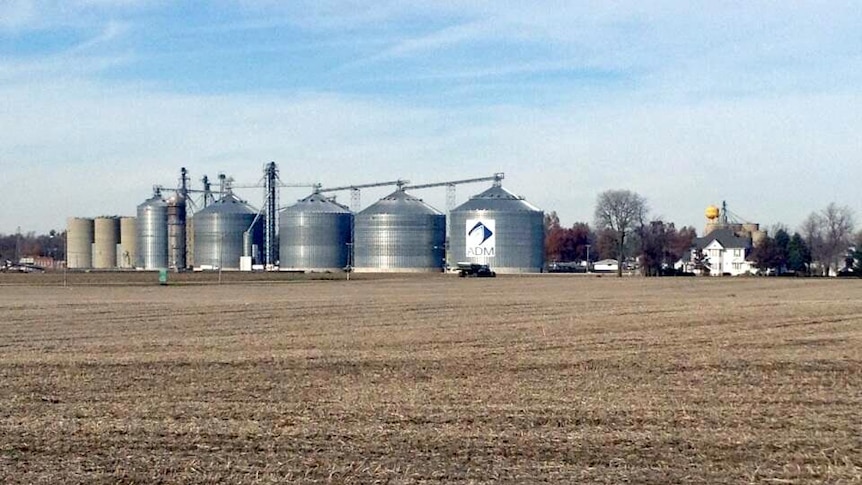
[0,275,860,483]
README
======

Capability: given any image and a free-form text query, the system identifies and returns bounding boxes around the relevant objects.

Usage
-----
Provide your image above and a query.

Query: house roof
[694,228,752,250]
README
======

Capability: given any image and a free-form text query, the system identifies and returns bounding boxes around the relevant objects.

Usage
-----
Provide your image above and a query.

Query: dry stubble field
[0,274,860,484]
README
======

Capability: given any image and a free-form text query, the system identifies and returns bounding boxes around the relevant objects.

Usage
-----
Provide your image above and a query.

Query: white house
[690,228,755,276]
[592,259,619,273]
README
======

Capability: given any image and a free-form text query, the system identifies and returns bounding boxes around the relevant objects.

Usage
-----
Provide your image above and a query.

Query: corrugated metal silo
[449,181,544,273]
[119,217,137,269]
[93,217,120,269]
[66,217,94,269]
[279,192,353,271]
[187,215,195,268]
[354,189,445,272]
[137,193,168,269]
[167,194,187,270]
[193,192,263,270]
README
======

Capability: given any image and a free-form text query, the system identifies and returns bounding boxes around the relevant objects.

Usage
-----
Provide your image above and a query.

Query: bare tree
[821,203,855,274]
[769,222,790,237]
[594,189,647,277]
[800,204,855,275]
[800,212,824,273]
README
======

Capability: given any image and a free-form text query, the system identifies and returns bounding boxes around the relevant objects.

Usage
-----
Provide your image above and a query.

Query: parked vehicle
[456,262,496,278]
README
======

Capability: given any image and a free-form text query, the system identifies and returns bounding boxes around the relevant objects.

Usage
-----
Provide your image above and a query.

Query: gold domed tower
[704,205,722,235]
[705,205,720,220]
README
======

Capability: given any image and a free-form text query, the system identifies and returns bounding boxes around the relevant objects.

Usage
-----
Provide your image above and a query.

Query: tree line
[750,203,860,276]
[0,230,66,263]
[547,189,862,277]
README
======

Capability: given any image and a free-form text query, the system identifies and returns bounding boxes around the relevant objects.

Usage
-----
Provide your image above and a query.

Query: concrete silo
[193,192,263,270]
[353,189,446,272]
[449,180,544,273]
[66,217,94,269]
[119,217,137,269]
[279,191,353,272]
[93,217,120,269]
[137,192,168,270]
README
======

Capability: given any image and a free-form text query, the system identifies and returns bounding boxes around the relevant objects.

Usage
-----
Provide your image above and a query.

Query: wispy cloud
[0,0,37,30]
[347,20,494,67]
[68,20,127,52]
[0,54,129,82]
[0,20,130,83]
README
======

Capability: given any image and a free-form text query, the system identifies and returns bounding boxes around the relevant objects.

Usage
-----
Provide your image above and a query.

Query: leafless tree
[594,189,647,277]
[769,222,790,237]
[799,204,855,275]
[799,212,824,273]
[821,203,855,274]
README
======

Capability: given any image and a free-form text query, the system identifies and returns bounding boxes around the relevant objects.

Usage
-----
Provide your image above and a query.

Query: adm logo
[466,218,495,257]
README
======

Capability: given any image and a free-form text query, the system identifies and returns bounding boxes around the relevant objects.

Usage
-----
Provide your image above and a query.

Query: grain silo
[353,188,445,272]
[192,192,263,270]
[449,181,544,273]
[93,217,120,269]
[118,217,137,269]
[167,193,187,270]
[66,217,94,269]
[279,191,353,271]
[137,192,168,270]
[742,223,767,247]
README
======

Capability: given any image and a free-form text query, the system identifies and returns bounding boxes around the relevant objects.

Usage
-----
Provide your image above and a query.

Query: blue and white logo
[466,218,495,258]
[468,221,493,245]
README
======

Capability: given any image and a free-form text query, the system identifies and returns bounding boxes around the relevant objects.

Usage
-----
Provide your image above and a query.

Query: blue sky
[2,1,861,234]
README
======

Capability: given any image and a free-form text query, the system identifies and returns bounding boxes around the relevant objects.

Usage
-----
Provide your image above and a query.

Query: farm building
[686,228,755,276]
[592,259,619,273]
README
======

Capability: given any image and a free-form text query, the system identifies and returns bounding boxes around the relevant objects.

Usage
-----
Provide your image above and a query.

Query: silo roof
[359,189,442,216]
[283,192,351,214]
[197,192,258,215]
[138,194,167,209]
[453,185,541,212]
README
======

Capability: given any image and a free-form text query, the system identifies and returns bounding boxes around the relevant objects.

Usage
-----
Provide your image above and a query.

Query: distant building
[690,228,755,276]
[592,259,619,273]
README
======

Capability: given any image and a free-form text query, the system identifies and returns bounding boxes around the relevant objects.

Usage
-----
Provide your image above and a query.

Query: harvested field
[0,275,860,483]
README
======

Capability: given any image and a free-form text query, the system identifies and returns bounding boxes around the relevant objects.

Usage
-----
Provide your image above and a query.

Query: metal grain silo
[279,192,353,272]
[354,189,445,272]
[66,217,94,269]
[137,192,168,270]
[187,215,195,268]
[193,192,263,270]
[167,193,187,270]
[119,217,137,269]
[449,181,544,273]
[93,217,120,269]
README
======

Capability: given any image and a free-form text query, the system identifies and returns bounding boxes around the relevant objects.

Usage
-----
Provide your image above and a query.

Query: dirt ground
[0,274,860,483]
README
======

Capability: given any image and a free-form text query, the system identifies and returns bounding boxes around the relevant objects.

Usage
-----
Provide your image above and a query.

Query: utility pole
[15,226,21,263]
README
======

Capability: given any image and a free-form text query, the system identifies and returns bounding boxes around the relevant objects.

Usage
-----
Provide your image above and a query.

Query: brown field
[1,274,860,484]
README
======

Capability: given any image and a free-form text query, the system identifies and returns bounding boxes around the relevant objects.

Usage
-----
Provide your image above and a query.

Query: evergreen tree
[853,248,862,277]
[773,229,790,271]
[786,232,812,274]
